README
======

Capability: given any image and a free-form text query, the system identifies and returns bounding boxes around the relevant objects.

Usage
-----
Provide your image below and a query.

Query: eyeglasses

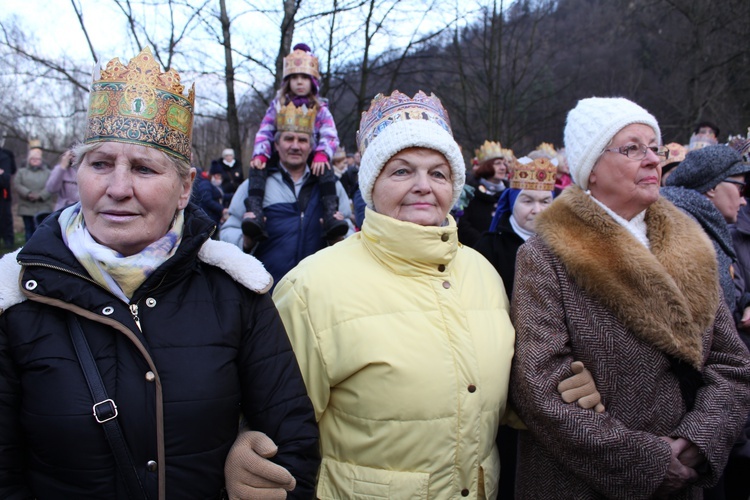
[721,179,747,197]
[602,144,670,161]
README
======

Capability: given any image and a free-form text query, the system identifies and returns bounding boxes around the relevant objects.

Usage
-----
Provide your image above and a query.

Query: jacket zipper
[21,261,105,289]
[129,303,142,332]
[24,261,147,332]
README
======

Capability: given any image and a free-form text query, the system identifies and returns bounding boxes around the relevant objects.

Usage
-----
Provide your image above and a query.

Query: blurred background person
[0,136,16,248]
[458,140,511,247]
[476,155,556,301]
[13,143,54,241]
[211,147,243,208]
[45,148,79,211]
[660,142,688,186]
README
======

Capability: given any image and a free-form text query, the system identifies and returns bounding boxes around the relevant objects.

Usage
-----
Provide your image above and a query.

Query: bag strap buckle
[93,399,118,423]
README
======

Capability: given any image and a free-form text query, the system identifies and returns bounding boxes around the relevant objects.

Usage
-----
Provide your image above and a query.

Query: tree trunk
[275,0,301,89]
[219,0,242,166]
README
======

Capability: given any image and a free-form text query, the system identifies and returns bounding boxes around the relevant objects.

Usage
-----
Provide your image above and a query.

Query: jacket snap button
[441,233,449,242]
[461,488,469,496]
[145,298,157,308]
[147,460,157,472]
[442,281,451,289]
[438,264,446,272]
[468,384,476,393]
[24,280,37,290]
[145,371,155,382]
[102,306,114,315]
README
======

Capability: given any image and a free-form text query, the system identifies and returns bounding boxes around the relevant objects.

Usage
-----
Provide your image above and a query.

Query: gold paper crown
[356,90,453,155]
[510,157,557,191]
[535,142,557,159]
[661,142,687,166]
[283,49,320,80]
[475,140,514,164]
[333,146,346,160]
[85,47,195,162]
[28,139,42,149]
[728,128,750,163]
[275,102,316,135]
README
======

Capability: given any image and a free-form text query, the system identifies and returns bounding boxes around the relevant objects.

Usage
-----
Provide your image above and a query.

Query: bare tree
[274,0,303,88]
[218,0,243,165]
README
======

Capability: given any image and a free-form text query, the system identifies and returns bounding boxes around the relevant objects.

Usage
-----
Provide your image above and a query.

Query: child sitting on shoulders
[244,43,347,240]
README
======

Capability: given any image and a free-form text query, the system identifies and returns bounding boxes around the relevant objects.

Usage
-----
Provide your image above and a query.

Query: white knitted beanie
[356,91,465,210]
[358,120,465,209]
[564,97,661,190]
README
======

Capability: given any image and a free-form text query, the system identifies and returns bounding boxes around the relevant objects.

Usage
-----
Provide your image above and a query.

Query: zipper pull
[129,303,142,331]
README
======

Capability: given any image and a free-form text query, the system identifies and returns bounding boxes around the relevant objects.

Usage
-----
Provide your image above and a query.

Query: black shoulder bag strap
[67,312,150,500]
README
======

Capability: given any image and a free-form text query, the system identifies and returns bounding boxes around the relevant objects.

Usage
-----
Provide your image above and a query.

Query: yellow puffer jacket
[273,208,515,499]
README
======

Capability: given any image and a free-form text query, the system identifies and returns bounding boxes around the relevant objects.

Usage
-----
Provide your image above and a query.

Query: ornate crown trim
[85,47,195,162]
[283,49,320,80]
[356,90,452,155]
[510,156,557,191]
[276,102,316,135]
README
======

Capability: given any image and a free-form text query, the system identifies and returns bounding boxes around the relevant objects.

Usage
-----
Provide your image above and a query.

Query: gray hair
[273,130,313,146]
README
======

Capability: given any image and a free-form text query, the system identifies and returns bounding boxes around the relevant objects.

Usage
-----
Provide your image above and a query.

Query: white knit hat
[357,91,465,209]
[564,97,661,190]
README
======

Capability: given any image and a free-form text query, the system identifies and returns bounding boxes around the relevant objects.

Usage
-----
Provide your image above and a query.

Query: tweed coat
[511,186,750,499]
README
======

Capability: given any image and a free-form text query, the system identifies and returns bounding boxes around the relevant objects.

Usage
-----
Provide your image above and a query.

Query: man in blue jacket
[221,124,352,286]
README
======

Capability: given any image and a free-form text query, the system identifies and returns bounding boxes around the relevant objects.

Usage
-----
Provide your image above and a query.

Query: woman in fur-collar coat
[511,97,750,499]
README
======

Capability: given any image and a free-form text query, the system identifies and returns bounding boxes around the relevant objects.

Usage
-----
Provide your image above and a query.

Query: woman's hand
[60,150,73,169]
[224,430,296,499]
[654,437,699,497]
[557,361,605,412]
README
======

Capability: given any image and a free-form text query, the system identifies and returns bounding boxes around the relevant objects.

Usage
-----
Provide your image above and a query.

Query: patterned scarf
[58,203,184,302]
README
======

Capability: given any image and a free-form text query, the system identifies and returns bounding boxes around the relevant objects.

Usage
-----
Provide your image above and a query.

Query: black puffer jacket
[0,204,319,500]
[474,211,524,299]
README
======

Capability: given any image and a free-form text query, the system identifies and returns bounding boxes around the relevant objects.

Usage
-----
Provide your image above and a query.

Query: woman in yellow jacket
[269,91,599,499]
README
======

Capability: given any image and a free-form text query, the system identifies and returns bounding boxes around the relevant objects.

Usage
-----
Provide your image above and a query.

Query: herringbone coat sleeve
[672,301,750,487]
[511,240,673,498]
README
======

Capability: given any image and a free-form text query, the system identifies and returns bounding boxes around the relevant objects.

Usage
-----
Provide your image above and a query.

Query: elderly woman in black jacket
[0,48,318,500]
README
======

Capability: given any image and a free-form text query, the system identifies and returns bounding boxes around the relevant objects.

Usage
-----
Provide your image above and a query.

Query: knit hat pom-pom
[293,43,312,53]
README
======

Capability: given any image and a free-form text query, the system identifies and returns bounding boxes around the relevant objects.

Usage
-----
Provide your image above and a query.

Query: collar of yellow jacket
[360,207,458,277]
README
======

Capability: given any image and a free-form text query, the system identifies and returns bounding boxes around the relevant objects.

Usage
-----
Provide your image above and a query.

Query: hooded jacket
[0,204,319,500]
[220,158,352,286]
[273,208,515,499]
[512,186,750,499]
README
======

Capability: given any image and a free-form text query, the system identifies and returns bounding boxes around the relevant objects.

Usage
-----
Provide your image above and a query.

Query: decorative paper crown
[333,146,346,160]
[661,142,688,166]
[275,102,316,135]
[283,48,320,80]
[85,47,195,162]
[510,156,557,191]
[728,128,750,163]
[28,139,42,149]
[535,142,557,158]
[476,141,500,164]
[356,90,453,155]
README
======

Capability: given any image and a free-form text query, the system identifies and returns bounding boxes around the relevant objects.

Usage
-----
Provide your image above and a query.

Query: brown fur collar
[535,185,719,369]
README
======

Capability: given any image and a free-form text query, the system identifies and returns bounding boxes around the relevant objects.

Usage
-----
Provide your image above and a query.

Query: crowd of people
[0,42,749,500]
